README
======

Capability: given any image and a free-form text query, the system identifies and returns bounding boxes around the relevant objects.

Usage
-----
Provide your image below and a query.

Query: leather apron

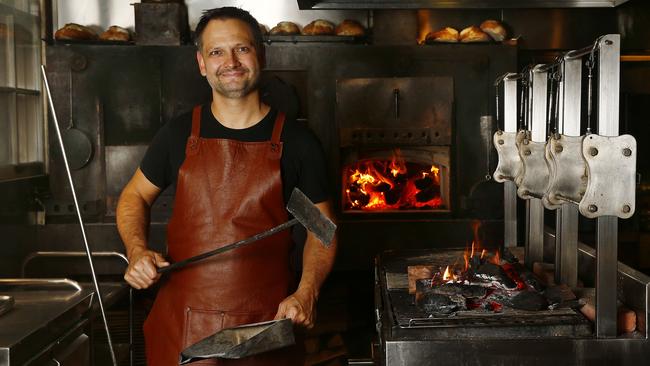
[144,105,301,365]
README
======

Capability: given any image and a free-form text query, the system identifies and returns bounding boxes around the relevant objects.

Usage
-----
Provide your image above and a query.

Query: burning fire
[344,149,443,211]
[439,223,502,284]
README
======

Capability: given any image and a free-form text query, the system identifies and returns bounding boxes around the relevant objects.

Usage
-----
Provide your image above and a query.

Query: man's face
[196,19,261,99]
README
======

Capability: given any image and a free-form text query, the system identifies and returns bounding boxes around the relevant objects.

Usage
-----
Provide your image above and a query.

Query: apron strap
[191,105,202,138]
[270,111,286,144]
[186,105,202,156]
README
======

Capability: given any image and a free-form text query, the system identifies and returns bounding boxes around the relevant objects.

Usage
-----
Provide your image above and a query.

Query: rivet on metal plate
[554,145,563,153]
[498,139,504,145]
[588,204,598,213]
[524,149,531,156]
[589,147,598,157]
[622,205,631,213]
[622,148,632,157]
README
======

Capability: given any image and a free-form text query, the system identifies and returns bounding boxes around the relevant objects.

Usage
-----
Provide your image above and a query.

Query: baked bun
[55,23,98,40]
[480,20,507,42]
[459,25,490,43]
[269,21,301,35]
[99,25,130,42]
[425,27,459,43]
[302,19,335,35]
[335,20,365,36]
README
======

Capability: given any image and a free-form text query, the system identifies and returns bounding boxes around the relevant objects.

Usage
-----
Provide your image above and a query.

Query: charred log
[474,262,517,290]
[508,291,548,311]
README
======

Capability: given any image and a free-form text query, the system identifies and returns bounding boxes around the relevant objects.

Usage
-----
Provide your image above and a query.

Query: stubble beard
[211,67,260,99]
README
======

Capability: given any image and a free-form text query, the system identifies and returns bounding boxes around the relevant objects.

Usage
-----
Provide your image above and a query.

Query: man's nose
[225,50,241,67]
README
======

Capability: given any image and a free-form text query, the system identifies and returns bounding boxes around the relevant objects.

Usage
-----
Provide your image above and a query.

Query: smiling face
[196,18,261,99]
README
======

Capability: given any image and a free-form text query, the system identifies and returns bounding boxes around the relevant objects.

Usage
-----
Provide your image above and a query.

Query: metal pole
[525,67,547,266]
[503,75,518,248]
[41,66,118,365]
[595,34,620,338]
[556,57,582,288]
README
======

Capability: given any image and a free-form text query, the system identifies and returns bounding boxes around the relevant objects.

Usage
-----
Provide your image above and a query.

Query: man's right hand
[124,247,170,289]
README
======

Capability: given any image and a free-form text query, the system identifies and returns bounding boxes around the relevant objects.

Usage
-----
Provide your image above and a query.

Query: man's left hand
[274,287,317,329]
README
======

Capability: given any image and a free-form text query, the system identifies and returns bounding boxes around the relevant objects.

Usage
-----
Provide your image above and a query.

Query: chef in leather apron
[118,7,335,366]
[143,106,300,365]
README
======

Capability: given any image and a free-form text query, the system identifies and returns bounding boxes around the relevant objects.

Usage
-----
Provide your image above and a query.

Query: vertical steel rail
[503,74,518,248]
[525,67,547,266]
[556,57,582,288]
[595,34,620,338]
[41,66,118,365]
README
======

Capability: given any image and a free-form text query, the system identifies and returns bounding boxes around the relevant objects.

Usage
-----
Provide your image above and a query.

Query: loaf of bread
[302,19,335,35]
[99,25,130,42]
[480,20,507,42]
[425,27,459,43]
[335,19,365,36]
[269,21,301,36]
[459,25,490,43]
[54,23,98,41]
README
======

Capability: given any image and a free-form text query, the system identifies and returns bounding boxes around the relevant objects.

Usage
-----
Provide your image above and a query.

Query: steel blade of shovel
[158,188,335,274]
[286,188,336,247]
[179,319,295,364]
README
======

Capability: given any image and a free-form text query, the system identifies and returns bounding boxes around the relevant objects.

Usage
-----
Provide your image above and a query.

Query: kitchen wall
[54,0,368,34]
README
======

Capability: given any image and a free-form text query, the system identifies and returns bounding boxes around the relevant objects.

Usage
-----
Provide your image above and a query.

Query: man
[116,7,336,365]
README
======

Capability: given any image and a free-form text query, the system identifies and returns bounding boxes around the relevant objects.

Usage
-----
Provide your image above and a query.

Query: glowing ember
[344,150,443,211]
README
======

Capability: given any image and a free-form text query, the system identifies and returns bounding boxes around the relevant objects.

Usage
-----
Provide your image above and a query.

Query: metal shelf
[298,0,630,9]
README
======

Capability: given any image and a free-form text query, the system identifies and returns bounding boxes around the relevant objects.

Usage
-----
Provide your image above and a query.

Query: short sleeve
[139,124,172,190]
[294,128,330,204]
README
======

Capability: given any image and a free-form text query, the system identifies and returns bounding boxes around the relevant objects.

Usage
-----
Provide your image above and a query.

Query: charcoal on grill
[474,262,517,290]
[428,283,488,299]
[415,280,467,314]
[416,293,466,314]
[544,284,576,305]
[508,291,548,311]
[513,262,543,291]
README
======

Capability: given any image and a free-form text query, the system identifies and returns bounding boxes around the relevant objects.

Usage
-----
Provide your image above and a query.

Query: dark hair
[194,7,265,64]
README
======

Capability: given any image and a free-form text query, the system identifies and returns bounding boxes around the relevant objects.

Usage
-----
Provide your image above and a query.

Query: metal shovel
[158,187,336,274]
[179,318,295,364]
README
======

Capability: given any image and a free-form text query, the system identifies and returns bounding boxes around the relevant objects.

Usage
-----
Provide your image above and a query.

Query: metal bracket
[516,133,550,200]
[579,134,637,219]
[492,130,522,182]
[542,139,561,210]
[544,134,588,206]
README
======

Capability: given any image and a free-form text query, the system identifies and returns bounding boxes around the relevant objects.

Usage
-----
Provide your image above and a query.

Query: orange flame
[442,265,457,282]
[492,250,501,265]
[344,150,443,211]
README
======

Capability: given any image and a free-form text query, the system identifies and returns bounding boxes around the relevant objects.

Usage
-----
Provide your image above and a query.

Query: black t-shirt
[140,105,330,205]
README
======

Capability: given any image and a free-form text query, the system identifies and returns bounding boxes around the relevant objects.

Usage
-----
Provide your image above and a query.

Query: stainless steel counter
[0,281,128,366]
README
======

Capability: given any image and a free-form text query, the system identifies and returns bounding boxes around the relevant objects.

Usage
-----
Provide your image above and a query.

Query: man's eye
[236,47,250,53]
[209,50,223,56]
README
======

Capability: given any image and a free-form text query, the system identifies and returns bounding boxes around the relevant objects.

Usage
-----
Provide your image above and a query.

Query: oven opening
[341,147,450,213]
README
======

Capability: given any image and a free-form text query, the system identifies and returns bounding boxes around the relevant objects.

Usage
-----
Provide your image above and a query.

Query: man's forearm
[297,201,337,299]
[116,191,152,258]
[298,235,337,299]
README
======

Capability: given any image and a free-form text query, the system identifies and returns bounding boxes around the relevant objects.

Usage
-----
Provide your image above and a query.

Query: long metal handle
[41,66,117,366]
[158,218,299,274]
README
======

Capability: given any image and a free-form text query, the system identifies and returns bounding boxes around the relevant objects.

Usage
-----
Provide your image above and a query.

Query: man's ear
[196,50,207,77]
